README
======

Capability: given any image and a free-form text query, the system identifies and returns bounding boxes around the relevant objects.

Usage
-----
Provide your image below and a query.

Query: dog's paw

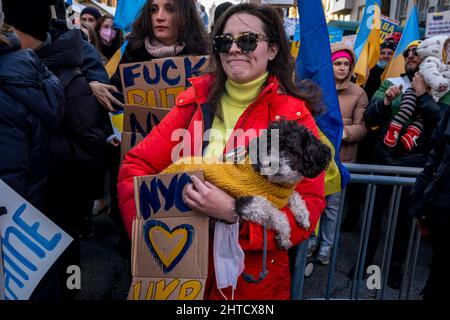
[288,192,311,230]
[235,196,274,226]
[235,196,292,250]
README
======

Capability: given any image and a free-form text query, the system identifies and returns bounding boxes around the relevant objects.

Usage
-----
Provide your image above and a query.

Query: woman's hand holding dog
[183,175,239,224]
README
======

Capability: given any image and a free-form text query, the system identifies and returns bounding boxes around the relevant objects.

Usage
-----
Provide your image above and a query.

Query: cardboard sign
[131,217,208,279]
[426,10,450,37]
[123,105,170,134]
[380,15,399,43]
[121,132,144,162]
[340,34,357,49]
[130,172,208,300]
[329,27,344,44]
[0,179,72,300]
[120,106,171,162]
[120,56,209,108]
[128,277,206,300]
[134,173,207,220]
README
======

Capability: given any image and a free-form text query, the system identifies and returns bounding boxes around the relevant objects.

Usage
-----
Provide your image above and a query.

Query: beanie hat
[0,0,4,29]
[80,6,102,21]
[214,2,233,23]
[3,0,56,41]
[332,50,353,65]
[380,39,397,51]
[406,40,422,50]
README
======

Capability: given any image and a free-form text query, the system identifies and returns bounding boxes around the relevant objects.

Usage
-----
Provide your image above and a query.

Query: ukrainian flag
[296,0,350,195]
[114,0,147,33]
[353,0,381,86]
[105,0,147,78]
[382,6,420,80]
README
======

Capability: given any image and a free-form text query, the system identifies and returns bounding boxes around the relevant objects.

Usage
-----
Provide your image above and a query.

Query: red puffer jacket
[117,73,326,300]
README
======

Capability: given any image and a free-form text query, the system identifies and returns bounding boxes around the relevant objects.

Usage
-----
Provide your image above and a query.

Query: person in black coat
[359,58,449,289]
[3,0,108,299]
[363,39,397,101]
[0,27,64,211]
[110,0,210,91]
[409,107,450,300]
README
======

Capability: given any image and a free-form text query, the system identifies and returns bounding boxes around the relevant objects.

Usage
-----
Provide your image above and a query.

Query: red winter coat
[117,73,326,300]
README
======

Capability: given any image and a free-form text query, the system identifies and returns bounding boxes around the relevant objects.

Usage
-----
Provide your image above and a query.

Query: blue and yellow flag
[106,0,147,77]
[353,0,381,86]
[296,0,350,195]
[114,0,147,32]
[383,6,420,80]
[106,0,147,78]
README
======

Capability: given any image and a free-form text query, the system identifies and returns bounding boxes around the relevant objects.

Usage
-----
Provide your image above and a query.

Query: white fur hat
[417,35,450,60]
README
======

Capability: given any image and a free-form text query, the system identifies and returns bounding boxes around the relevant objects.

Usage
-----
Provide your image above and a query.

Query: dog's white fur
[238,194,311,250]
[288,192,311,230]
[266,156,303,185]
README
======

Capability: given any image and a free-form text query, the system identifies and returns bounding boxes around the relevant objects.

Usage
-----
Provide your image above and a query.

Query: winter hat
[80,6,102,21]
[416,36,448,60]
[3,0,57,41]
[0,0,4,29]
[381,39,397,52]
[214,2,233,24]
[332,50,353,65]
[406,40,422,51]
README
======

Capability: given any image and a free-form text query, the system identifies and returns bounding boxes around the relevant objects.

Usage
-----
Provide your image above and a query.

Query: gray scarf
[144,38,185,58]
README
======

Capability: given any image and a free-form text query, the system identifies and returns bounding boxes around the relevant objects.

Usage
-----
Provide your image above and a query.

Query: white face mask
[213,220,245,296]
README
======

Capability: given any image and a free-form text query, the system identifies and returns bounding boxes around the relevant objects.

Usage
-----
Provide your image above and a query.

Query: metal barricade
[291,163,425,300]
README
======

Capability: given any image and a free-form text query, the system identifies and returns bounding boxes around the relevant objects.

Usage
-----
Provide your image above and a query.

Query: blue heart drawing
[143,220,195,274]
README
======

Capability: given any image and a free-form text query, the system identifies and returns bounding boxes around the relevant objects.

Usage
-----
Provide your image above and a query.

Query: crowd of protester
[0,0,449,300]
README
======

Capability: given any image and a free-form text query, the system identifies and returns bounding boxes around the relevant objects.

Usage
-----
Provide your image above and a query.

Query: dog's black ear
[299,130,332,178]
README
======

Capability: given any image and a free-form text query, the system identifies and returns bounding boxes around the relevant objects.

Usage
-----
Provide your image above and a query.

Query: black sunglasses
[213,32,270,54]
[403,47,418,58]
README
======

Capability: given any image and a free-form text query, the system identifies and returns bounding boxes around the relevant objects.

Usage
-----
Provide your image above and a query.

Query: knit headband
[332,50,353,64]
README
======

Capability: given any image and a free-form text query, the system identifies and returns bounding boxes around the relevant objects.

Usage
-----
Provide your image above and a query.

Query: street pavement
[76,212,431,300]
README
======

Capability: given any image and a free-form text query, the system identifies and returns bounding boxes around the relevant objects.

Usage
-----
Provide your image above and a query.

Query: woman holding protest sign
[110,0,209,90]
[117,3,326,300]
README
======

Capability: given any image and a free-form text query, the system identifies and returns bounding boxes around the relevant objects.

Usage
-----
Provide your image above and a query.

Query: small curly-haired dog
[162,120,331,249]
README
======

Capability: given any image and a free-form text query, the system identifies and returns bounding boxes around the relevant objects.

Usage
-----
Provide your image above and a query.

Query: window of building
[381,0,391,16]
[417,0,428,23]
[357,5,364,21]
[397,0,408,21]
[440,0,450,10]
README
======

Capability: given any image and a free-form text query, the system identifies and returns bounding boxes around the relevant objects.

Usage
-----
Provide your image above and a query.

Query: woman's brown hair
[95,14,124,54]
[126,0,209,55]
[208,3,323,120]
[81,22,100,50]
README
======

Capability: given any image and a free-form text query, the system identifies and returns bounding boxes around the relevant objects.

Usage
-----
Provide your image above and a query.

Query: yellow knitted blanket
[161,157,296,208]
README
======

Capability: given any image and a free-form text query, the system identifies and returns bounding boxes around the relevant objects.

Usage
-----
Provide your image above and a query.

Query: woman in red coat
[117,3,326,300]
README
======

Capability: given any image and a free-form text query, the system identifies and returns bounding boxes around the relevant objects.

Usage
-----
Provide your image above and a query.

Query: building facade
[326,0,450,26]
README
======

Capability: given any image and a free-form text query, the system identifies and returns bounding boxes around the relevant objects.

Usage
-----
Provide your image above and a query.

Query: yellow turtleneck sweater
[162,73,298,209]
[204,72,269,158]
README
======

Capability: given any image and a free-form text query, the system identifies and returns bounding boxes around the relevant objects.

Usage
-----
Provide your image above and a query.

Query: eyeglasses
[403,47,418,58]
[213,32,270,54]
